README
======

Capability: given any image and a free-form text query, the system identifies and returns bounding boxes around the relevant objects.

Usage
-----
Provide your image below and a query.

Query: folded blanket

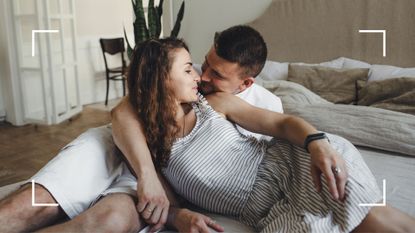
[259,80,415,157]
[358,77,415,115]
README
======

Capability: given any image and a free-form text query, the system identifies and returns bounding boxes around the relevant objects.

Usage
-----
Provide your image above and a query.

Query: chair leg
[105,76,110,106]
[122,78,126,96]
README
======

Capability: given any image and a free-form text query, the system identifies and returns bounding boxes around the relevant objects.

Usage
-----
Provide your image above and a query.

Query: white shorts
[30,124,137,219]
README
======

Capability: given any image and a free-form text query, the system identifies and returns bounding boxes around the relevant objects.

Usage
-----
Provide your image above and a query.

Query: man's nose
[200,71,211,82]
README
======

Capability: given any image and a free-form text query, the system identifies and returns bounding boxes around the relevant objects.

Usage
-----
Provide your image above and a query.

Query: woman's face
[169,48,201,103]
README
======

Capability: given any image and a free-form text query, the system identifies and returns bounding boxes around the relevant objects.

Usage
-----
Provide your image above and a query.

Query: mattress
[358,146,415,217]
[1,145,413,232]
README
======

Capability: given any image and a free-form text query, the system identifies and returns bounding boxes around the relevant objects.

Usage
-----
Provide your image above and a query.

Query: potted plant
[124,0,185,58]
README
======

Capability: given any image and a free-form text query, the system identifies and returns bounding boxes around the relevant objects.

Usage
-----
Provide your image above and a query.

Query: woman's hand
[137,170,170,231]
[173,208,225,233]
[308,139,348,201]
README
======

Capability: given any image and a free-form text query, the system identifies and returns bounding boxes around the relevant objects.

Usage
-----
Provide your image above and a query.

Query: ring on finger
[332,166,341,175]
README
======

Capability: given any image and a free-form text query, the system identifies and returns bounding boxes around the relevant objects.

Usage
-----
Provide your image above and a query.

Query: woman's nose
[194,73,201,83]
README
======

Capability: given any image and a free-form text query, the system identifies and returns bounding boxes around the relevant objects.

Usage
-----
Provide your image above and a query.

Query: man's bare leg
[0,184,65,233]
[353,205,415,232]
[37,193,144,233]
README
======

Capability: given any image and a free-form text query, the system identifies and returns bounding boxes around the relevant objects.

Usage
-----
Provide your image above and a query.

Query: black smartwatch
[304,133,329,153]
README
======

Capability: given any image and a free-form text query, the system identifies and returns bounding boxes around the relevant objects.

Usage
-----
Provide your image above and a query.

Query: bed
[247,0,415,219]
[1,0,414,232]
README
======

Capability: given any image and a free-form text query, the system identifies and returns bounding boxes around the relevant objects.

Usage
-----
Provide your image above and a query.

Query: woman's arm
[207,92,348,201]
[111,97,171,229]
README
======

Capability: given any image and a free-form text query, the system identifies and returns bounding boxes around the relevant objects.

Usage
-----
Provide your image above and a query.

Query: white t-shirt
[236,84,283,141]
[194,64,283,141]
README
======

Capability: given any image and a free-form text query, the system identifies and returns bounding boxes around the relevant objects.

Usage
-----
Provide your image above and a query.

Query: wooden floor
[0,101,119,187]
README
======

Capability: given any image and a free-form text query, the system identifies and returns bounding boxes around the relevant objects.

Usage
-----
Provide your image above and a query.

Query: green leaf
[124,27,134,59]
[148,0,158,38]
[157,0,164,17]
[131,0,136,11]
[170,1,185,38]
[155,0,164,37]
[133,0,149,43]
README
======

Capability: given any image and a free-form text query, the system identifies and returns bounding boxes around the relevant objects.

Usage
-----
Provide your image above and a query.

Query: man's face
[199,47,247,95]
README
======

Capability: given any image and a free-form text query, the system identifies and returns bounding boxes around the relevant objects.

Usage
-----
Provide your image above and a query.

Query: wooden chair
[99,38,127,105]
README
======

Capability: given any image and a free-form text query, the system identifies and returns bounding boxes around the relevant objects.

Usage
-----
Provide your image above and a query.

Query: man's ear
[239,77,255,92]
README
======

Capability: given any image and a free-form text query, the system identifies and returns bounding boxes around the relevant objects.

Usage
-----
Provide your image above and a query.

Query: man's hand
[309,139,348,201]
[137,170,170,232]
[173,208,224,233]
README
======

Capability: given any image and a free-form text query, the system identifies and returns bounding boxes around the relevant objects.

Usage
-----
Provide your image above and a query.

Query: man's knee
[79,194,142,232]
[99,209,141,232]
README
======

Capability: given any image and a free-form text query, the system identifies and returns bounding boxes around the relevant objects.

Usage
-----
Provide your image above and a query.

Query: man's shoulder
[250,83,277,96]
[237,83,280,101]
[237,83,283,113]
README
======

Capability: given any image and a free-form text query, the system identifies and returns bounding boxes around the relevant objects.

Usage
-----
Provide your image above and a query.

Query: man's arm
[111,97,171,230]
[208,92,347,202]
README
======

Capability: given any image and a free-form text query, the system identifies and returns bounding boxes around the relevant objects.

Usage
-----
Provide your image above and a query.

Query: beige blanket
[358,77,415,115]
[258,80,415,156]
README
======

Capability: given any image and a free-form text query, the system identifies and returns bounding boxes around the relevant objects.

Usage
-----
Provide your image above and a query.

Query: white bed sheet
[358,146,415,217]
[1,146,413,232]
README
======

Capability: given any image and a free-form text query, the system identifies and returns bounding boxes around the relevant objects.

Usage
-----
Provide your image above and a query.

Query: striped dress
[162,96,381,233]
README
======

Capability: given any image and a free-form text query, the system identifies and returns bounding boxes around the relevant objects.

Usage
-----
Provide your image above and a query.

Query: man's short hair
[214,25,267,78]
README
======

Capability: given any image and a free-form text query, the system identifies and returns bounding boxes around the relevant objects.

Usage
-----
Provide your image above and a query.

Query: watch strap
[304,132,329,153]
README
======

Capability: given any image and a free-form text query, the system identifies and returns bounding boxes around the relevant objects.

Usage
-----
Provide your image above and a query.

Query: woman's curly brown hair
[127,38,189,169]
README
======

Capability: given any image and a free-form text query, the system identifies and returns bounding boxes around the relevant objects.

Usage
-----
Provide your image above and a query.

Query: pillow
[257,60,289,81]
[257,57,344,81]
[340,57,371,69]
[357,77,415,115]
[369,64,415,82]
[292,57,345,69]
[288,64,369,104]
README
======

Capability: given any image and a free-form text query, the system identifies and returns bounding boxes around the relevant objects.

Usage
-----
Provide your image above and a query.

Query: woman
[120,37,415,233]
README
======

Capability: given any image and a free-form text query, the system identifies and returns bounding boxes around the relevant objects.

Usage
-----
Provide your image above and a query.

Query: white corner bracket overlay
[31,30,59,57]
[31,180,59,207]
[358,179,386,207]
[358,30,386,57]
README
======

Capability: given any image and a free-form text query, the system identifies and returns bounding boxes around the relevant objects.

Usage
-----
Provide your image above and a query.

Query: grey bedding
[358,146,415,217]
[258,79,415,217]
[260,80,415,157]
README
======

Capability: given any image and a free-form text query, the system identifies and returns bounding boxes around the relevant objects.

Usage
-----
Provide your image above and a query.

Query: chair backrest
[100,38,125,55]
[99,37,126,71]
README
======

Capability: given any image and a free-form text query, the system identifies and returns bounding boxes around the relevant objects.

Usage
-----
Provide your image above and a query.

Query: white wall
[74,0,134,104]
[0,75,5,121]
[0,45,4,120]
[0,0,24,124]
[0,0,8,120]
[171,0,272,64]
